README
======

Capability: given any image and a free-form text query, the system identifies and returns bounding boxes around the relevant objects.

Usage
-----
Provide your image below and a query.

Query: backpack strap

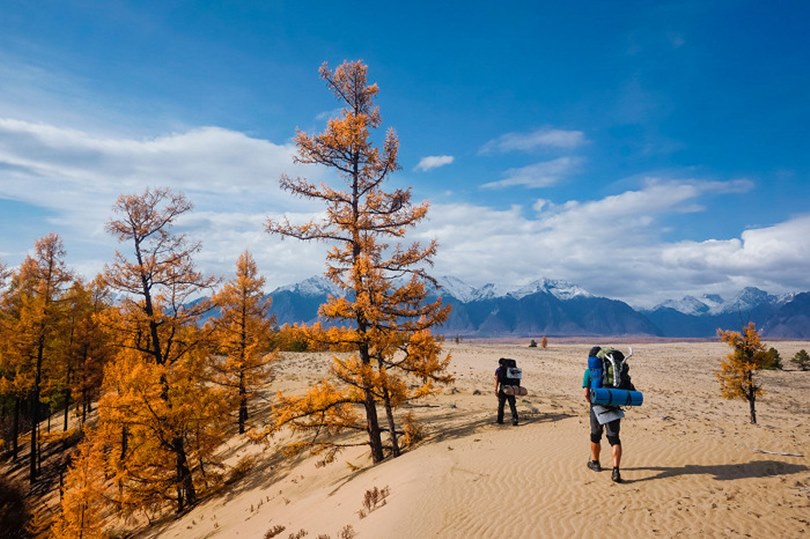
[604,351,621,388]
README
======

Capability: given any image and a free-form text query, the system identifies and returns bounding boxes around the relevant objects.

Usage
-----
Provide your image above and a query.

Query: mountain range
[264,276,810,339]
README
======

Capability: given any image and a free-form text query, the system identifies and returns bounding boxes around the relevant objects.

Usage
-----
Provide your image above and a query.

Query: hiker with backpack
[582,345,640,483]
[494,357,522,425]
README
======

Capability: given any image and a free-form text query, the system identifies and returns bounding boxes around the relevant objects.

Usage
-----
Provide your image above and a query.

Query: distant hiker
[495,357,522,425]
[583,345,627,483]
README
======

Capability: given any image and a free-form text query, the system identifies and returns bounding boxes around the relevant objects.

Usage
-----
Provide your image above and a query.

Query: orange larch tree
[717,322,772,424]
[99,187,223,513]
[0,259,7,456]
[266,60,452,463]
[0,261,29,462]
[52,433,108,539]
[209,250,275,434]
[0,234,73,483]
[60,275,114,430]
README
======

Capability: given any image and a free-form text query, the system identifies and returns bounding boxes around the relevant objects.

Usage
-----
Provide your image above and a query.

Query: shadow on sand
[429,409,575,444]
[624,459,808,483]
[324,409,576,496]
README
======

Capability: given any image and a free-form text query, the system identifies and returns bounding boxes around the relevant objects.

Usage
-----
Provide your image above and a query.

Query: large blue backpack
[588,347,635,391]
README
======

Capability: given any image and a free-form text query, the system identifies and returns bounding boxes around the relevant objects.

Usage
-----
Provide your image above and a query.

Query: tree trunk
[30,380,41,483]
[63,393,70,432]
[156,372,197,512]
[746,371,757,424]
[174,436,196,512]
[80,345,90,426]
[12,397,20,460]
[382,385,400,458]
[120,425,128,460]
[239,317,248,434]
[79,501,86,539]
[30,324,49,483]
[238,368,247,434]
[64,360,73,431]
[358,339,384,463]
[238,396,247,434]
[748,390,757,424]
[364,389,384,463]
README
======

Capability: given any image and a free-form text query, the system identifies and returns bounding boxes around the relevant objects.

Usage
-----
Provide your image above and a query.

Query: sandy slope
[139,341,810,538]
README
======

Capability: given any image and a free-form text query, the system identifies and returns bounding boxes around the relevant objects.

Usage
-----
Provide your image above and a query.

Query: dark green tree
[791,349,810,371]
[764,347,782,370]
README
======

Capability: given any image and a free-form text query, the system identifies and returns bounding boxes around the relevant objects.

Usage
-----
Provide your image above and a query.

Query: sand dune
[139,341,810,538]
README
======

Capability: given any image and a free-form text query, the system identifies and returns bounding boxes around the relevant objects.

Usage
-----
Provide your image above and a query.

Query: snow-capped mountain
[432,275,479,303]
[276,274,596,304]
[267,274,655,336]
[434,276,593,303]
[725,287,794,314]
[274,275,342,297]
[652,287,792,316]
[508,278,594,301]
[263,275,808,338]
[644,287,806,337]
[657,296,713,316]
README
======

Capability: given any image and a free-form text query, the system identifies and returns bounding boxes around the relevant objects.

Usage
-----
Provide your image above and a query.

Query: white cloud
[2,117,804,307]
[479,128,586,154]
[185,210,329,287]
[481,157,580,189]
[315,108,343,121]
[532,198,551,213]
[421,178,804,307]
[661,216,810,289]
[415,155,454,172]
[0,118,319,211]
[0,117,325,288]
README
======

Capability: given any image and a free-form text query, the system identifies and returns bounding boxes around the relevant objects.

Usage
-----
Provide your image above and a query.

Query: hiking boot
[511,417,519,426]
[587,460,602,472]
[611,467,623,483]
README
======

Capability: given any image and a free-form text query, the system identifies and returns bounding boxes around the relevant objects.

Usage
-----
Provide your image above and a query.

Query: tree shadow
[128,448,314,538]
[137,404,579,535]
[323,409,576,497]
[623,460,809,484]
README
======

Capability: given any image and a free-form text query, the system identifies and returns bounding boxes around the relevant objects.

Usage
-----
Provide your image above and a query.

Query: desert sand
[137,340,810,538]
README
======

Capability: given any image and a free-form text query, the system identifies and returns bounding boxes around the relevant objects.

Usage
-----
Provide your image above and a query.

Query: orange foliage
[716,322,771,424]
[0,233,73,483]
[266,61,452,463]
[57,187,225,529]
[61,276,114,427]
[52,434,108,539]
[209,251,276,433]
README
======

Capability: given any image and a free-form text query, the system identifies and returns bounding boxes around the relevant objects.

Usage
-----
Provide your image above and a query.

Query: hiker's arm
[495,373,499,395]
[582,369,591,402]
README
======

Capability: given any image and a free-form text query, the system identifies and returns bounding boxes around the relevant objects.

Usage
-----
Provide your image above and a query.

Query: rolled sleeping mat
[588,355,603,389]
[590,387,643,407]
[502,385,528,396]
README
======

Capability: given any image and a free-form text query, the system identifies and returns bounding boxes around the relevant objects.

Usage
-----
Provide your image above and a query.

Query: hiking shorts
[589,406,621,445]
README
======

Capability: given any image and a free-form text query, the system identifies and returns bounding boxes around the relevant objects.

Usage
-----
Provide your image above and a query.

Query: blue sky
[1,1,809,307]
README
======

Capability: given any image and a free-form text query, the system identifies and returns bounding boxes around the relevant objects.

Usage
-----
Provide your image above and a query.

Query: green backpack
[596,347,635,390]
